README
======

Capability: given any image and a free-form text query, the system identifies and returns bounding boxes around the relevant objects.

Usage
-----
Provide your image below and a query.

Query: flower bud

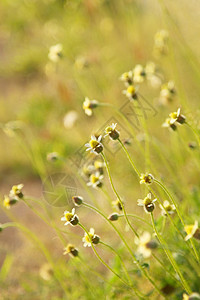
[108,213,119,221]
[72,196,83,206]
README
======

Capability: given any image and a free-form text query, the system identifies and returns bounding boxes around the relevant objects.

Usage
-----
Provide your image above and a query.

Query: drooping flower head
[83,97,99,116]
[63,244,79,257]
[169,108,186,124]
[162,118,177,131]
[184,221,200,241]
[104,123,120,140]
[138,193,157,213]
[87,172,103,188]
[135,231,158,258]
[120,71,133,86]
[85,135,103,155]
[123,85,138,100]
[133,64,146,83]
[140,173,154,185]
[61,208,79,226]
[159,200,176,216]
[9,184,24,199]
[82,228,100,247]
[3,195,18,210]
[48,44,63,62]
[183,293,200,300]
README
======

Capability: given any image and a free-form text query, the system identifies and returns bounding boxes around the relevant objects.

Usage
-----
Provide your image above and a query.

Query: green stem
[118,214,151,227]
[150,213,192,294]
[154,179,200,262]
[78,223,132,289]
[99,241,144,298]
[118,138,140,177]
[101,152,139,238]
[82,202,164,298]
[186,122,200,147]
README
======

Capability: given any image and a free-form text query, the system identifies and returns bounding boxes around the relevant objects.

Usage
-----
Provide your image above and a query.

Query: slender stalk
[118,138,140,177]
[99,241,144,298]
[82,202,164,298]
[118,214,151,227]
[154,179,200,262]
[78,223,132,289]
[150,213,192,294]
[101,152,139,238]
[186,122,200,147]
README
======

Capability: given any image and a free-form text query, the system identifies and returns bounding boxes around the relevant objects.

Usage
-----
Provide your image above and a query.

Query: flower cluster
[163,108,186,131]
[3,184,24,209]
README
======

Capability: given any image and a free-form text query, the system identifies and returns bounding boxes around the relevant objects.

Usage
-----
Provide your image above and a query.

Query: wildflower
[39,263,53,281]
[104,123,119,140]
[123,85,138,100]
[82,228,100,247]
[112,199,123,211]
[63,110,78,129]
[3,196,18,209]
[87,172,103,188]
[75,56,89,70]
[61,208,79,226]
[162,118,177,131]
[94,160,105,174]
[48,44,63,62]
[9,184,24,199]
[154,29,169,55]
[85,135,103,154]
[140,173,154,185]
[108,213,119,221]
[169,108,186,124]
[159,81,176,104]
[133,64,146,83]
[120,71,133,86]
[81,164,95,178]
[184,221,200,241]
[63,244,79,257]
[47,152,60,162]
[159,200,176,216]
[138,193,157,213]
[83,97,98,116]
[135,231,158,258]
[145,62,162,89]
[183,293,200,300]
[72,196,83,206]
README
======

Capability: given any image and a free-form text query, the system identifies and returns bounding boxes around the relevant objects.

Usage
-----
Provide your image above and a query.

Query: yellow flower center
[127,85,136,95]
[144,197,152,205]
[85,233,93,243]
[105,126,113,134]
[185,225,194,235]
[90,174,99,184]
[170,112,178,119]
[65,212,73,222]
[89,140,99,149]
